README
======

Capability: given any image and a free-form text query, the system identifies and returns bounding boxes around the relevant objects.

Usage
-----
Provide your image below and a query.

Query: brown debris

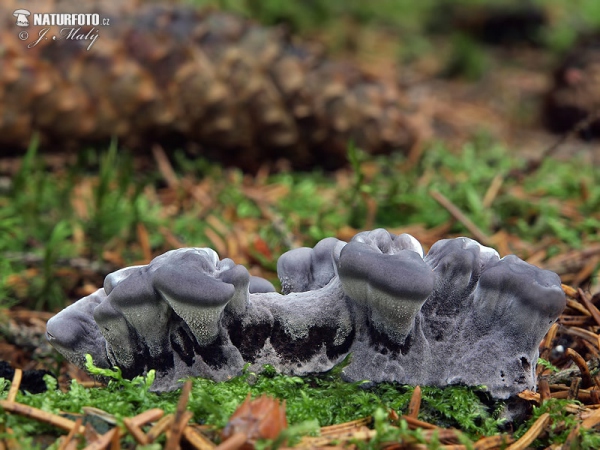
[221,394,288,449]
[407,386,422,419]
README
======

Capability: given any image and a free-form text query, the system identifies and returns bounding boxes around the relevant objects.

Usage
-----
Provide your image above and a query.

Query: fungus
[277,237,345,294]
[46,288,110,370]
[47,228,566,399]
[337,229,434,343]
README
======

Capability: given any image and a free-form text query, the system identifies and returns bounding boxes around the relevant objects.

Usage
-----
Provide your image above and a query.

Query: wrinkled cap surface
[278,237,345,294]
[351,228,424,258]
[46,288,110,368]
[337,230,434,343]
[475,255,566,321]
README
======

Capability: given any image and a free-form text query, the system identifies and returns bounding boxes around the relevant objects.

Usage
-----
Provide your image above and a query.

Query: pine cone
[543,35,600,137]
[0,1,416,170]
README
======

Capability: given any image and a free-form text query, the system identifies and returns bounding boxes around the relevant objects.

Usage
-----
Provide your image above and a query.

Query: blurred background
[1,0,600,372]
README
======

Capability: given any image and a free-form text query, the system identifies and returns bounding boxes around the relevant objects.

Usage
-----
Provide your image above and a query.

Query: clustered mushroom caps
[46,228,566,398]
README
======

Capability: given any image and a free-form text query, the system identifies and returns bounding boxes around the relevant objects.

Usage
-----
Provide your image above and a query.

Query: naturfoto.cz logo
[13,9,110,50]
[14,11,101,27]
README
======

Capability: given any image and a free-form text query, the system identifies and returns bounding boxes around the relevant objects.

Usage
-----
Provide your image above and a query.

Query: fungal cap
[46,288,110,368]
[337,231,434,343]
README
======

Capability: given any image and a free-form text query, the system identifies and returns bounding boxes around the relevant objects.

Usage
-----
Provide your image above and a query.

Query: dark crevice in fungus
[226,317,271,362]
[366,321,414,357]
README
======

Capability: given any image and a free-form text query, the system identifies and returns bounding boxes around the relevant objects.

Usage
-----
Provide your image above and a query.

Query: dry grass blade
[568,376,582,400]
[565,299,592,316]
[136,222,152,263]
[562,326,600,349]
[147,413,175,442]
[563,423,581,449]
[538,377,550,403]
[407,386,421,419]
[473,435,513,450]
[559,315,592,326]
[399,415,438,430]
[429,189,491,245]
[130,408,164,427]
[6,368,22,403]
[82,407,117,425]
[166,410,194,449]
[573,256,600,287]
[579,288,600,328]
[581,407,600,429]
[82,428,118,450]
[58,417,83,450]
[152,144,179,189]
[204,227,228,257]
[518,390,541,403]
[0,400,86,434]
[423,428,463,444]
[320,417,372,436]
[183,426,217,450]
[562,284,578,297]
[538,323,559,376]
[482,174,503,208]
[566,348,592,388]
[123,417,149,445]
[165,381,193,450]
[506,413,550,450]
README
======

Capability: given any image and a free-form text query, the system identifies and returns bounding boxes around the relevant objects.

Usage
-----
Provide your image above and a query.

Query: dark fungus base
[46,229,566,399]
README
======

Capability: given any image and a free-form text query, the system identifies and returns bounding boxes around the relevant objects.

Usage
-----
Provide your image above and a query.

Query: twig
[544,244,600,275]
[511,107,600,178]
[482,174,503,208]
[82,428,118,450]
[152,144,179,189]
[130,408,165,428]
[58,418,83,450]
[562,326,600,351]
[0,401,86,434]
[183,426,217,450]
[6,369,22,403]
[399,415,438,430]
[429,189,491,246]
[538,377,550,403]
[123,418,149,445]
[147,414,175,442]
[506,412,550,450]
[538,322,559,374]
[568,376,582,400]
[242,186,300,249]
[579,288,600,329]
[320,417,372,436]
[473,434,513,450]
[165,380,193,449]
[566,349,592,388]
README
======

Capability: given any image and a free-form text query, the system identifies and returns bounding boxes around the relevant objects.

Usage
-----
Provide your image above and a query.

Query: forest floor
[2,3,600,448]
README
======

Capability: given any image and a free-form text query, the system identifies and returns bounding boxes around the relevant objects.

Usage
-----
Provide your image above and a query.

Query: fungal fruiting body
[46,229,566,398]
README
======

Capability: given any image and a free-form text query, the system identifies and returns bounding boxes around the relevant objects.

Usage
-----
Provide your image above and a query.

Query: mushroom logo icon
[14,9,31,27]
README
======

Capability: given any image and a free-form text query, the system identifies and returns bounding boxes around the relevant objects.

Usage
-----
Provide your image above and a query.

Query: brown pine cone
[0,1,416,170]
[543,35,600,137]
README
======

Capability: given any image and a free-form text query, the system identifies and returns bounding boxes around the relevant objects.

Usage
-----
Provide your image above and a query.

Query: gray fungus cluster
[46,229,566,399]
